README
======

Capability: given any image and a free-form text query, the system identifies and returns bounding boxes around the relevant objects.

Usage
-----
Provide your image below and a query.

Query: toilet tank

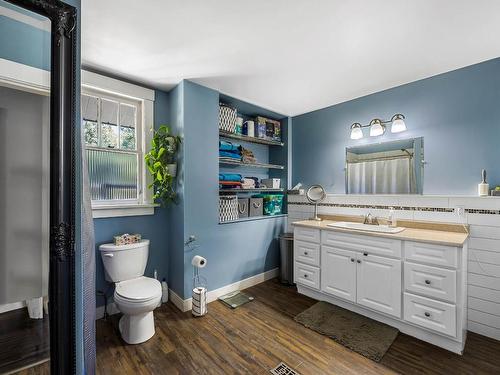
[99,239,150,282]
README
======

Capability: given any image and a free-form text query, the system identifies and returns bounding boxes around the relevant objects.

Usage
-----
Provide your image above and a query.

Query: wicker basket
[219,196,239,222]
[219,103,237,133]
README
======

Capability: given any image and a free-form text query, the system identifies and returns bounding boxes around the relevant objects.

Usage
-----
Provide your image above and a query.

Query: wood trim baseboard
[170,268,280,313]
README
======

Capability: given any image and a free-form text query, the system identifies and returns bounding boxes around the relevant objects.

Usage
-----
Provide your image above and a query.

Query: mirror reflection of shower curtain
[0,86,49,305]
[348,157,415,194]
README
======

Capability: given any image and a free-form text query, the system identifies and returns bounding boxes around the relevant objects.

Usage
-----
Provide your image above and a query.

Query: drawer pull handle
[304,251,309,256]
[363,252,368,256]
[304,274,308,278]
[424,312,431,318]
[425,279,431,285]
[357,260,361,264]
[350,258,355,262]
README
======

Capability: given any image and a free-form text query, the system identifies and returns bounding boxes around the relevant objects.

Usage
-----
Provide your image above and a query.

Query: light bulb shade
[369,119,384,137]
[350,123,363,139]
[391,115,407,133]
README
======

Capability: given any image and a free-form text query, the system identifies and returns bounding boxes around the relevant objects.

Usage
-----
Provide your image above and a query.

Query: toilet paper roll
[191,255,207,268]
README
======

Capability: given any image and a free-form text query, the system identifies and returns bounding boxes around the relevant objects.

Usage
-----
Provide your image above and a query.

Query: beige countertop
[292,219,469,247]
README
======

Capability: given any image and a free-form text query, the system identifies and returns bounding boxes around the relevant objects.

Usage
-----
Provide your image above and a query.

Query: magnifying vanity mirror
[306,185,326,221]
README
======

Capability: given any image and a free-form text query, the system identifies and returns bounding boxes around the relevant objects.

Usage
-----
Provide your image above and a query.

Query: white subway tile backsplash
[468,285,500,302]
[413,210,464,223]
[469,238,500,253]
[468,261,500,278]
[400,196,449,208]
[469,249,500,266]
[468,214,500,227]
[470,225,500,240]
[449,197,500,210]
[468,297,500,318]
[468,273,500,291]
[469,309,500,329]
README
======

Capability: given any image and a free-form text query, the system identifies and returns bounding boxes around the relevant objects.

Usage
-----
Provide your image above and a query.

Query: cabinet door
[357,254,402,318]
[321,245,357,302]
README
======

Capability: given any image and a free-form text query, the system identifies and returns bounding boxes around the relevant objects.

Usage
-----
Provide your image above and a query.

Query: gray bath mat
[294,301,398,362]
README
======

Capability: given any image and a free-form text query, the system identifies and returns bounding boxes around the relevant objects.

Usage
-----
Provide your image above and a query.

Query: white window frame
[82,70,157,218]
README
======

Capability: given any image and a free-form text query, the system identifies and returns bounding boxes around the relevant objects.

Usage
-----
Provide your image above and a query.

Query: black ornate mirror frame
[5,0,78,373]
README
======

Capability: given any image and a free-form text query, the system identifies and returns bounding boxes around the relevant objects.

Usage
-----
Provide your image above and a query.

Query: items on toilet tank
[113,233,142,246]
[478,169,489,196]
[492,186,500,196]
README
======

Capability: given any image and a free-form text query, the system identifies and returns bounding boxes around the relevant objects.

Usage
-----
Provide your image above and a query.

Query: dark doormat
[294,301,399,362]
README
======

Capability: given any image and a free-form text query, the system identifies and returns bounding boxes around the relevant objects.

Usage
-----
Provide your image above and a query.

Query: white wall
[288,194,500,341]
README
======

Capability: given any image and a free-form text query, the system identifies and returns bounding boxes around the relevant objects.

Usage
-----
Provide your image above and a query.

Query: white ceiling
[82,0,500,116]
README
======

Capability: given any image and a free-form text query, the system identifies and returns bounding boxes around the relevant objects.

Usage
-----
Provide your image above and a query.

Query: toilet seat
[115,276,162,303]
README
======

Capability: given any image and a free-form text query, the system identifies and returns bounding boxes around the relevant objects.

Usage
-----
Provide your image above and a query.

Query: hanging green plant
[144,125,182,206]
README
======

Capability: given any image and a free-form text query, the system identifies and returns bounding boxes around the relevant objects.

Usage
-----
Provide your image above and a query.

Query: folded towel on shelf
[244,177,260,188]
[241,147,256,164]
[219,173,242,182]
[219,140,241,152]
[219,151,242,160]
[241,178,256,189]
[219,181,242,189]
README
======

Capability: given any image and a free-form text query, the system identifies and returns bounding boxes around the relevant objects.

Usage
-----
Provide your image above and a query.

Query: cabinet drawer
[294,240,320,267]
[294,227,320,243]
[322,230,402,258]
[295,262,320,290]
[404,293,456,337]
[404,241,458,268]
[404,262,457,303]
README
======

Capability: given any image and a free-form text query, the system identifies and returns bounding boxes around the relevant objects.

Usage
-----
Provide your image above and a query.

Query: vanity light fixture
[349,113,407,139]
[350,123,363,139]
[369,119,384,137]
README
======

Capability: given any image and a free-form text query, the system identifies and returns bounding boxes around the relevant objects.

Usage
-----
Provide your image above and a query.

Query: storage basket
[219,103,237,133]
[238,198,249,218]
[249,197,263,217]
[219,196,239,222]
[261,194,284,215]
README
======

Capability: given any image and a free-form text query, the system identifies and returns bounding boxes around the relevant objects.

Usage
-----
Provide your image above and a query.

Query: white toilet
[99,239,162,344]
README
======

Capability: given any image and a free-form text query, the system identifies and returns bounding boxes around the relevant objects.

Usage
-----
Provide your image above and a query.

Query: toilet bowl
[99,240,162,344]
[114,276,162,344]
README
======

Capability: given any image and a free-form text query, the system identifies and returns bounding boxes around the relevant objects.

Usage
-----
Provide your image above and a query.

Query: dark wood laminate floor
[0,308,49,374]
[14,279,500,374]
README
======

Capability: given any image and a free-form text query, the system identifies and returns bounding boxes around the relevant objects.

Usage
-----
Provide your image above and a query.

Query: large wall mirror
[345,137,424,194]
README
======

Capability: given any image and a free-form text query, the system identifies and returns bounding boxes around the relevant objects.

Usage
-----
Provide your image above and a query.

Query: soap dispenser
[388,207,396,227]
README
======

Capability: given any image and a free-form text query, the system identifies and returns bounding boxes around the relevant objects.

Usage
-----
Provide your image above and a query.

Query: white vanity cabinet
[293,224,468,354]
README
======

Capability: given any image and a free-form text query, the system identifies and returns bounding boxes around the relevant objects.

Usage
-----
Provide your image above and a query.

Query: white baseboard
[170,268,279,313]
[0,301,26,314]
[96,268,279,317]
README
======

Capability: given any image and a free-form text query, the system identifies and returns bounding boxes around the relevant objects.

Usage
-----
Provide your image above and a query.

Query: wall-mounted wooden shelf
[219,130,284,147]
[219,158,284,170]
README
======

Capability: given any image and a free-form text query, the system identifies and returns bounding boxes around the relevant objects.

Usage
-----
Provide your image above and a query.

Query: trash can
[279,233,294,285]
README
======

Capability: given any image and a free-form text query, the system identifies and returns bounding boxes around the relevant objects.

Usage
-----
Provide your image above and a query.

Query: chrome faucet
[363,213,379,225]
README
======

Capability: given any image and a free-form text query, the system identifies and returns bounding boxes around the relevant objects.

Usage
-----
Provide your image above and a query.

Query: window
[82,90,143,204]
[82,71,156,218]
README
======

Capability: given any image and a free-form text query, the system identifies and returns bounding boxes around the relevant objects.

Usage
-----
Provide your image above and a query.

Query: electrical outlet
[455,205,465,218]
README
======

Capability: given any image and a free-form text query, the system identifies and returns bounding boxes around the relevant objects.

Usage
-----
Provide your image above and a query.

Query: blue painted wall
[169,80,286,299]
[292,58,500,195]
[0,5,50,70]
[94,89,170,306]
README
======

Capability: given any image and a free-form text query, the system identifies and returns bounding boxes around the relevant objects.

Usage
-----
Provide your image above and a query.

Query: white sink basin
[327,222,405,234]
